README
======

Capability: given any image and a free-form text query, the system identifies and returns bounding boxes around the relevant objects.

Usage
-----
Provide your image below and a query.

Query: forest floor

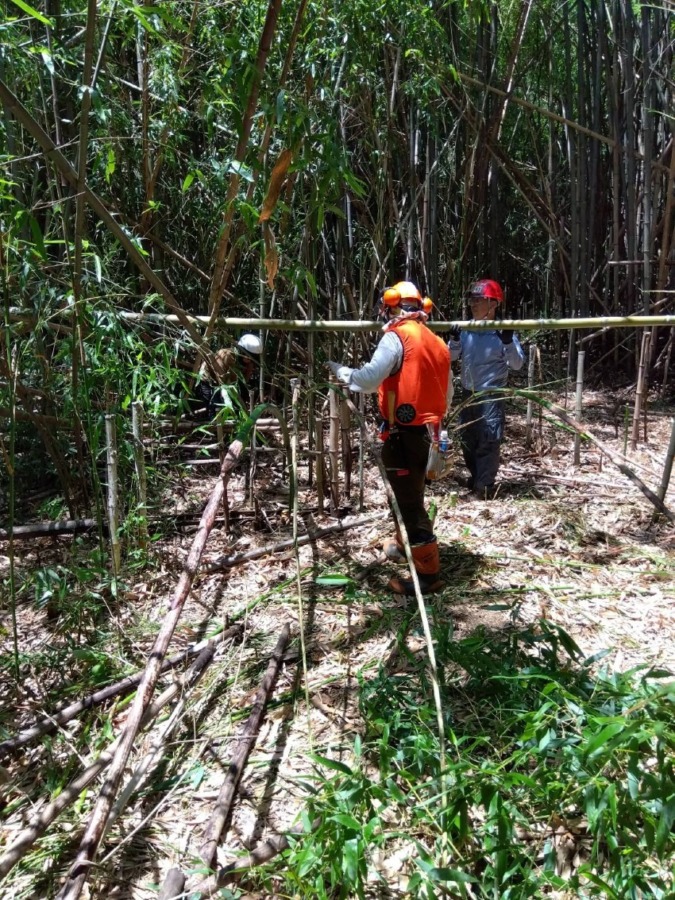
[1,387,675,899]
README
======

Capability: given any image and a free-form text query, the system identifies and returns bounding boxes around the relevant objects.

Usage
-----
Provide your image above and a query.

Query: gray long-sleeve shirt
[447,329,524,391]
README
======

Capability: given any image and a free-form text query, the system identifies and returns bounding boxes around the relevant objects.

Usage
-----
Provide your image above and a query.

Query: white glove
[327,360,352,384]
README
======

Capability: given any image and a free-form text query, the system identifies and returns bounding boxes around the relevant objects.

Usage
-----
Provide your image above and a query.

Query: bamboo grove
[1,0,674,506]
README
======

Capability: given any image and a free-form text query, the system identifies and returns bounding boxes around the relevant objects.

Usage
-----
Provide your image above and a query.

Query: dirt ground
[1,388,674,898]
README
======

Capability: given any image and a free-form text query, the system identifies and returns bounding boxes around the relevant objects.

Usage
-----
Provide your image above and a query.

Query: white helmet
[237,333,262,359]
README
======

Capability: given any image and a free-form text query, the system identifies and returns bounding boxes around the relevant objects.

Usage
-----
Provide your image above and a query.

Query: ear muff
[422,297,433,315]
[382,287,401,308]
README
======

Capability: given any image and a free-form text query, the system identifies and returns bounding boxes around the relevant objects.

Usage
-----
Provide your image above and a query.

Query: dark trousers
[459,397,505,491]
[381,426,434,543]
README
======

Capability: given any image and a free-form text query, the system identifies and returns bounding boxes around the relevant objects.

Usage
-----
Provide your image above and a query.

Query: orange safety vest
[377,318,450,426]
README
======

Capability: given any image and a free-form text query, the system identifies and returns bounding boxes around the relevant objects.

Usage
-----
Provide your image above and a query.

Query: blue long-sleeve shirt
[447,329,525,391]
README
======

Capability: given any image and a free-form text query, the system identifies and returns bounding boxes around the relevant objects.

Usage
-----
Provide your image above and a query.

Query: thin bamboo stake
[289,375,313,753]
[525,343,537,447]
[574,351,586,465]
[105,414,121,573]
[339,394,352,499]
[342,396,447,801]
[328,386,340,511]
[655,418,675,508]
[199,624,291,871]
[314,416,325,512]
[55,439,245,900]
[358,392,365,511]
[631,329,651,450]
[0,624,242,758]
[131,402,148,548]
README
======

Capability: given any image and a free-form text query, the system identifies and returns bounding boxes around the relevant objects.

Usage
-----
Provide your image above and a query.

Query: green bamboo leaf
[330,812,361,831]
[311,753,353,775]
[584,721,625,758]
[8,0,52,25]
[315,574,354,586]
[655,797,675,857]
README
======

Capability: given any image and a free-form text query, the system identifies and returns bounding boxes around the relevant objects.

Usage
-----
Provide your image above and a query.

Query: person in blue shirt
[447,279,525,499]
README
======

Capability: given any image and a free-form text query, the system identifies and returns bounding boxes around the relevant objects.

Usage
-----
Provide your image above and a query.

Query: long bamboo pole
[8,310,675,332]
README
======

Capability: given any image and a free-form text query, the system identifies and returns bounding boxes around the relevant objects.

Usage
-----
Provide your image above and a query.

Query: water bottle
[439,429,450,455]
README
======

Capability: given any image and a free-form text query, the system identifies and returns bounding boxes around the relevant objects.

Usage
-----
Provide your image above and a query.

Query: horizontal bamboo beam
[6,310,675,333]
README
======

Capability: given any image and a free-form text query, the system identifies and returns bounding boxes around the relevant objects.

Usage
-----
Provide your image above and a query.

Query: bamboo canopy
[7,310,675,333]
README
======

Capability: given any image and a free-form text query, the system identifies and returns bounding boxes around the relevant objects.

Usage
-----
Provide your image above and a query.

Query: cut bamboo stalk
[106,636,223,834]
[105,413,121,573]
[631,329,652,450]
[55,440,245,900]
[0,624,242,758]
[131,402,148,548]
[328,387,340,511]
[525,343,536,447]
[574,350,585,465]
[339,394,352,499]
[190,818,320,897]
[199,623,291,871]
[315,417,324,512]
[158,868,185,900]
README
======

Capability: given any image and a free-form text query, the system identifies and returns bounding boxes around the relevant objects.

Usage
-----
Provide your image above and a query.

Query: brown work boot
[388,539,442,595]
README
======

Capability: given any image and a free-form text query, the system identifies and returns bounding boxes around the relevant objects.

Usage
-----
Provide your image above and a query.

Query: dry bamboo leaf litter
[1,391,674,897]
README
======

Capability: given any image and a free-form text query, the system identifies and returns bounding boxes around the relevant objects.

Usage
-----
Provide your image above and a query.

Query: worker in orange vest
[328,281,452,594]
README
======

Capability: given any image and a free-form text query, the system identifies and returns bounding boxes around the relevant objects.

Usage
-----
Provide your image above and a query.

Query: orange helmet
[467,279,504,303]
[382,281,423,308]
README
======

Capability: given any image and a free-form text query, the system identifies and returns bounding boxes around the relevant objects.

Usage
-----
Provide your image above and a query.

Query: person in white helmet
[194,333,262,417]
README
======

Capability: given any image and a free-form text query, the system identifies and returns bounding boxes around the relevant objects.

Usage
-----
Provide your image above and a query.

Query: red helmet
[382,281,423,308]
[468,279,504,303]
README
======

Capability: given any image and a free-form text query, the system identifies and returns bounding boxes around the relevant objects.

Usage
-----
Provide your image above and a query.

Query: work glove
[499,329,514,345]
[327,360,352,384]
[448,328,461,342]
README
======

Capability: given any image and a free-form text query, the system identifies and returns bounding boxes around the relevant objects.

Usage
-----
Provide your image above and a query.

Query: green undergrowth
[275,621,675,899]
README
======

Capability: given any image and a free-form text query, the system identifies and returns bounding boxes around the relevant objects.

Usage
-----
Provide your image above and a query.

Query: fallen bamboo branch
[199,623,291,871]
[104,634,233,836]
[55,440,245,900]
[0,519,102,540]
[0,631,230,879]
[0,624,243,758]
[203,513,381,572]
